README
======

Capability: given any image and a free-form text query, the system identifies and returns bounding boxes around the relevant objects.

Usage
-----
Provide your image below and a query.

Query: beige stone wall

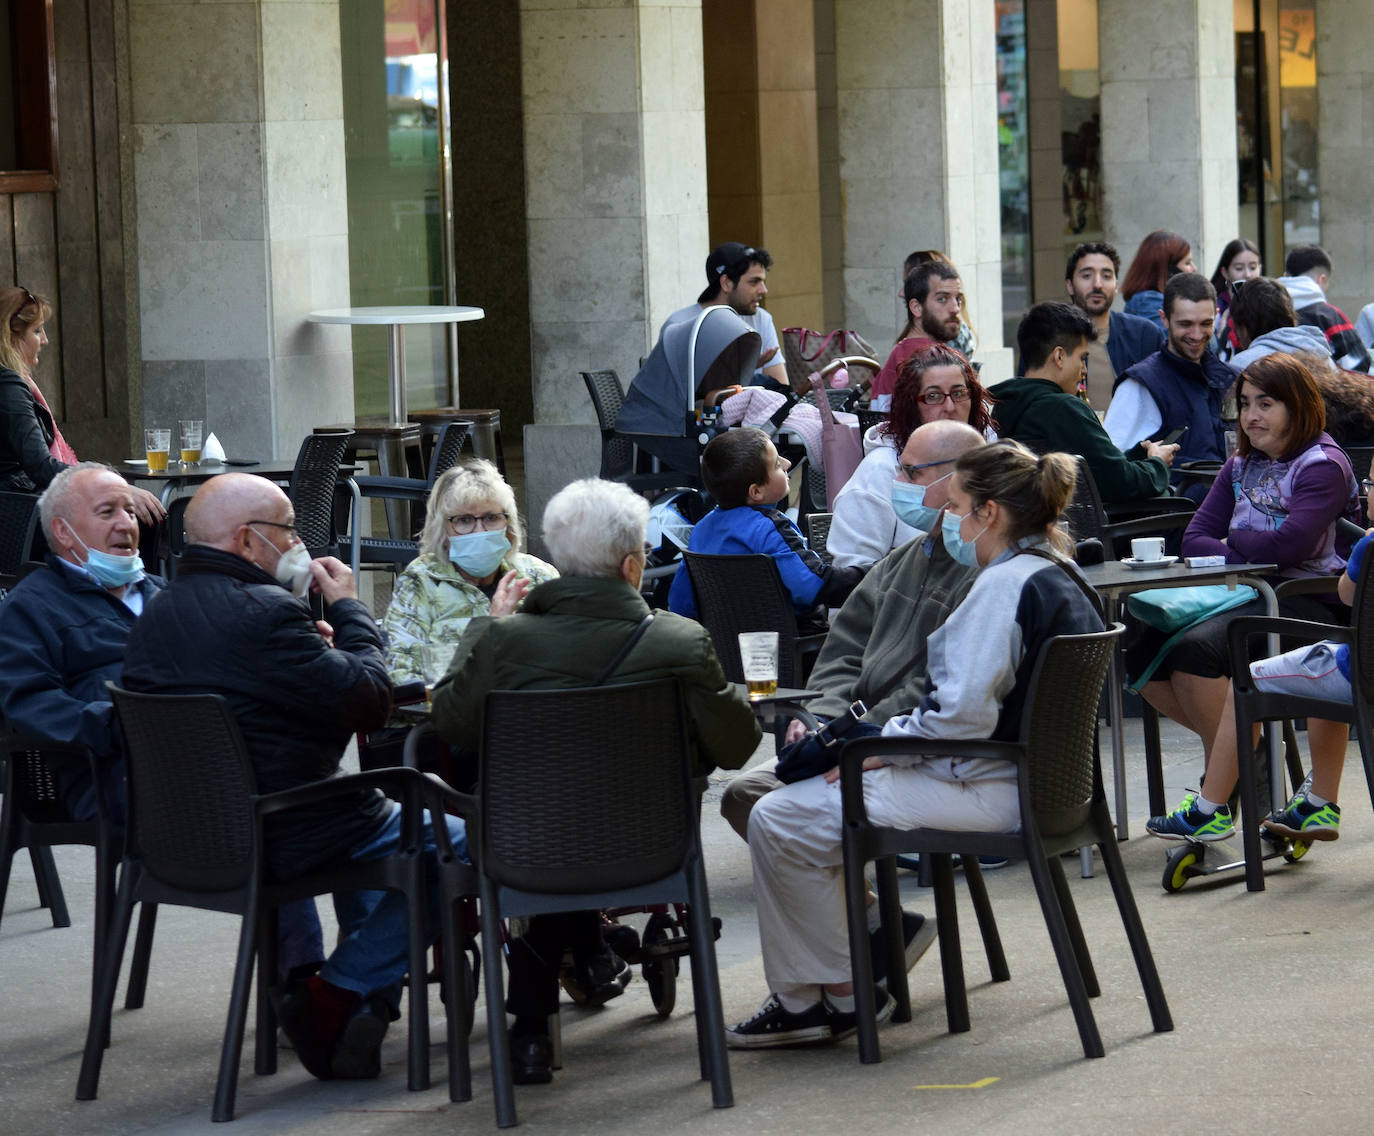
[1315,0,1374,319]
[1098,0,1237,276]
[125,0,353,459]
[522,0,709,426]
[832,0,1005,370]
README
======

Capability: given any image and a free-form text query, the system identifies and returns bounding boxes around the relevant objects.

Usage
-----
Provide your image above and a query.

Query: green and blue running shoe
[1261,793,1341,842]
[1146,792,1236,842]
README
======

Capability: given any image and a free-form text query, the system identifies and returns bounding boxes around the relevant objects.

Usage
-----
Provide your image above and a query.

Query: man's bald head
[185,474,292,551]
[902,419,985,468]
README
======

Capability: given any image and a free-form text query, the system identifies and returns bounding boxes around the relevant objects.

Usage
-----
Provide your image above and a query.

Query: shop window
[0,0,60,193]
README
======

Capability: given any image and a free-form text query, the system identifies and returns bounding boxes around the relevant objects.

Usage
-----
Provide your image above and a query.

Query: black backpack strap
[1018,546,1106,621]
[590,613,656,686]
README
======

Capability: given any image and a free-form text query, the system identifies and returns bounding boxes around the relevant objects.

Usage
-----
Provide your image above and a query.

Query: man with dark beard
[1064,241,1165,412]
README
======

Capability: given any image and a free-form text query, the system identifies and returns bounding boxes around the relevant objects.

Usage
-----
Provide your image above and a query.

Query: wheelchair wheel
[641,913,678,1018]
[1162,843,1203,892]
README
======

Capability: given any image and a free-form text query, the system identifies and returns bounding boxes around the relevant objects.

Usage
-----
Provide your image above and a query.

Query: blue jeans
[318,803,469,997]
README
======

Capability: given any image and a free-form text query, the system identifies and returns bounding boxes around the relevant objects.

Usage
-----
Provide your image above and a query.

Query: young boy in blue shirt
[668,427,864,632]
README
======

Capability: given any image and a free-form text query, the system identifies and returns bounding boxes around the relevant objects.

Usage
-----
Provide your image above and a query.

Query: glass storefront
[339,0,452,417]
[996,1,1030,345]
[1234,0,1319,271]
[1058,0,1102,253]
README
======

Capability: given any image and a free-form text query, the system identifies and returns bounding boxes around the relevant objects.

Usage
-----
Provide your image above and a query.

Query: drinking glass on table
[144,428,170,472]
[738,631,779,700]
[179,419,203,466]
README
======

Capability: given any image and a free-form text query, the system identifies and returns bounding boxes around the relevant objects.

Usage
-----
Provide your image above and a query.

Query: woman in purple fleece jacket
[1131,354,1362,834]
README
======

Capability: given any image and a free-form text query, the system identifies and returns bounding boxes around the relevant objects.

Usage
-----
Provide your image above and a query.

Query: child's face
[751,440,791,505]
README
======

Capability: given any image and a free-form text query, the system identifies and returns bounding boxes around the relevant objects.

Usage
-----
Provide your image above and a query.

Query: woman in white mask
[382,458,557,688]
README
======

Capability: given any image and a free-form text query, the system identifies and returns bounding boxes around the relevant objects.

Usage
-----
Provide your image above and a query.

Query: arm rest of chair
[255,766,433,816]
[353,476,431,505]
[836,735,1024,827]
[1273,573,1343,600]
[1103,496,1196,519]
[1226,615,1352,695]
[1102,513,1192,540]
[1338,517,1367,544]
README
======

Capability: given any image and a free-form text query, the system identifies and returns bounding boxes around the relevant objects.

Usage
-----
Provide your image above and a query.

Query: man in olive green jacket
[430,477,759,1085]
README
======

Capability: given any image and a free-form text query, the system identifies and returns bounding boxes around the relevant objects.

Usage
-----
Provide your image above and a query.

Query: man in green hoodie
[990,302,1178,506]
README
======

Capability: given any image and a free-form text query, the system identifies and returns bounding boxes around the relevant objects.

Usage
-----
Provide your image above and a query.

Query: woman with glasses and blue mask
[827,342,996,568]
[728,440,1103,1049]
[382,458,557,690]
[0,285,164,524]
[1141,353,1364,842]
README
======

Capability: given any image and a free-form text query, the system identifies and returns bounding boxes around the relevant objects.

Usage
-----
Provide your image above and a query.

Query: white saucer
[1120,555,1179,570]
[124,458,148,466]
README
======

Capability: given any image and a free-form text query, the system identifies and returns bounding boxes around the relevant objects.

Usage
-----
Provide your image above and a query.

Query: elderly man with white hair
[431,476,760,1086]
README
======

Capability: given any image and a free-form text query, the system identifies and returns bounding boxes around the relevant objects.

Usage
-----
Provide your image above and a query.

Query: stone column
[521,0,709,426]
[1098,0,1237,276]
[702,0,824,332]
[832,0,1007,375]
[1314,1,1374,318]
[126,0,353,459]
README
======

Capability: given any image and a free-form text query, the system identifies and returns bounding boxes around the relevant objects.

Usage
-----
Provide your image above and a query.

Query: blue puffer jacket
[0,558,165,813]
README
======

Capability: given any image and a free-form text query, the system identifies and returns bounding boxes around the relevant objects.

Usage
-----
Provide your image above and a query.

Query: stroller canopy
[616,306,761,438]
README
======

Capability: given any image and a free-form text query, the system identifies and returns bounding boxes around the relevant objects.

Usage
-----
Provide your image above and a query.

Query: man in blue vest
[1103,272,1233,499]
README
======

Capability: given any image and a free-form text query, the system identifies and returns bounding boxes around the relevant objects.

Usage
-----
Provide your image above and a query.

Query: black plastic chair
[347,421,472,572]
[0,489,41,588]
[288,429,354,561]
[806,511,834,566]
[1224,549,1374,892]
[838,624,1173,1063]
[582,369,690,495]
[854,408,888,436]
[0,736,157,1046]
[475,680,732,1127]
[1060,457,1194,559]
[681,551,825,689]
[76,687,477,1122]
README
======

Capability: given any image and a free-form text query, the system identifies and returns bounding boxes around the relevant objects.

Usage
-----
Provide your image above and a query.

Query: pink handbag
[809,374,863,508]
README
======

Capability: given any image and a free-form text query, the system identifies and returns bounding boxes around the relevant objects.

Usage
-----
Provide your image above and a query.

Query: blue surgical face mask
[448,529,511,579]
[63,522,146,589]
[890,473,951,533]
[941,508,989,568]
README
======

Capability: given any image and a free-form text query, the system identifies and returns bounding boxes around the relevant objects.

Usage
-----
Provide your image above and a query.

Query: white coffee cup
[1131,537,1166,562]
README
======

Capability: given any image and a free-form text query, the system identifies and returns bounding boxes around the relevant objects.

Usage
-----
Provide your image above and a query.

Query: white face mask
[251,527,313,598]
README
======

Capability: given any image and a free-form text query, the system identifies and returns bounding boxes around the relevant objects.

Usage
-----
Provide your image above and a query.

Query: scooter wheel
[1284,840,1311,864]
[641,914,677,1018]
[1163,843,1203,892]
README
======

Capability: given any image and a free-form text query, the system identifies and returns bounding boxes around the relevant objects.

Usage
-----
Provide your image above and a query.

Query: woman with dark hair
[827,343,996,567]
[1142,353,1362,841]
[728,440,1103,1049]
[0,285,164,523]
[1121,230,1196,318]
[1209,237,1261,361]
[1293,350,1374,450]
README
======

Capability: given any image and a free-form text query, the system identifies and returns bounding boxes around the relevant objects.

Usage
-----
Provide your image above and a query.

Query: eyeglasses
[897,457,956,480]
[1361,478,1374,493]
[918,386,971,405]
[447,511,508,535]
[246,519,301,544]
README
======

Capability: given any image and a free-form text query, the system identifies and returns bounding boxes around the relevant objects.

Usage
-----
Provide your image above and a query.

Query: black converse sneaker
[725,993,833,1049]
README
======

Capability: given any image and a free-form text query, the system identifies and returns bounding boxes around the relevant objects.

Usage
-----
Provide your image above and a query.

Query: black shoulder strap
[591,613,656,686]
[1018,546,1105,620]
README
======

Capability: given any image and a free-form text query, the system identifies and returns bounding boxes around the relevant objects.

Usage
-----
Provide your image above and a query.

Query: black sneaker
[823,985,896,1042]
[270,984,335,1081]
[510,1030,554,1085]
[560,947,632,1007]
[869,911,938,986]
[725,994,833,1049]
[330,995,390,1079]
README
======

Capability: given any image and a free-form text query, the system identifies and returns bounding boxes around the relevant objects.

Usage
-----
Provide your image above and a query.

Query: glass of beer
[144,428,171,472]
[179,419,204,466]
[738,631,779,701]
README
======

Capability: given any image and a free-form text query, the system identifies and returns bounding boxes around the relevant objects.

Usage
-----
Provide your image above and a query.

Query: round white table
[308,305,485,424]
